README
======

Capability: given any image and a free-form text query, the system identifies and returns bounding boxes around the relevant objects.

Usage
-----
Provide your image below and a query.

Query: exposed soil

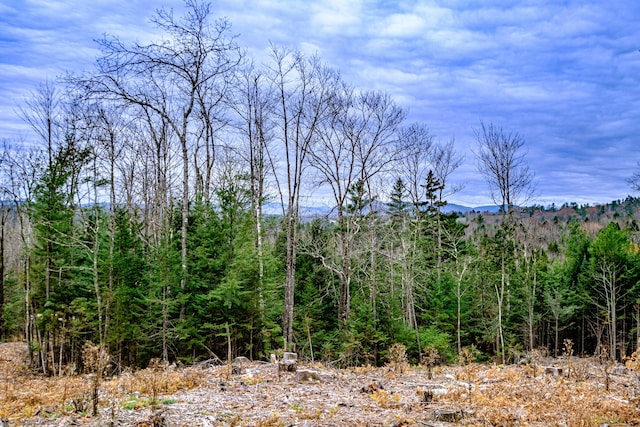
[2,342,640,426]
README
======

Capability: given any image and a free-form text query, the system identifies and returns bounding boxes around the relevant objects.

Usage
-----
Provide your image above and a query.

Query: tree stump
[278,352,297,372]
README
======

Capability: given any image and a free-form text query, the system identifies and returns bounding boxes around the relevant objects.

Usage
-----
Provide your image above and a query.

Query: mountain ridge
[261,201,502,219]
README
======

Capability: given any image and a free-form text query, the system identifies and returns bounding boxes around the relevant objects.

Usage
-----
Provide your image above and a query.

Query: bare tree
[231,64,278,325]
[398,124,434,216]
[474,121,534,363]
[1,139,40,365]
[430,138,464,208]
[79,100,133,349]
[440,218,473,358]
[85,1,241,336]
[306,86,405,330]
[267,45,339,347]
[429,138,464,281]
[628,163,640,194]
[17,84,61,372]
[305,82,357,330]
[474,121,534,216]
[353,92,405,329]
[391,123,433,341]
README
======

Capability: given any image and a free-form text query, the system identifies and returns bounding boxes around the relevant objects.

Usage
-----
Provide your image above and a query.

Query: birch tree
[474,121,534,216]
[232,65,278,326]
[589,222,638,360]
[475,121,534,363]
[87,0,241,327]
[267,46,338,347]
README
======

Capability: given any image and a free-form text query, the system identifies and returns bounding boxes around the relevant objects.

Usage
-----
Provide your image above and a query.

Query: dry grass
[439,363,640,426]
[0,342,212,422]
[1,341,640,426]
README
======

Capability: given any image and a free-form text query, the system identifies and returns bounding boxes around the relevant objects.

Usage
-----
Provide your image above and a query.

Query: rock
[544,367,563,376]
[231,356,251,375]
[233,356,251,367]
[360,381,384,393]
[295,369,321,382]
[432,408,463,422]
[34,405,57,416]
[612,365,628,375]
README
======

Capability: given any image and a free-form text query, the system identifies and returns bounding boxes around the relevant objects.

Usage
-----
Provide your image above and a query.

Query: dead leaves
[2,341,640,426]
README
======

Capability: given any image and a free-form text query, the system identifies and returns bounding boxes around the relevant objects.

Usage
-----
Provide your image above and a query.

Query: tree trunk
[368,200,378,330]
[496,255,506,364]
[284,211,296,348]
[180,134,189,321]
[337,210,350,330]
[0,211,5,340]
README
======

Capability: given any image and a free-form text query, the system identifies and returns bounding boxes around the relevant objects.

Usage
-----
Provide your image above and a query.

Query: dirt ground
[2,342,640,426]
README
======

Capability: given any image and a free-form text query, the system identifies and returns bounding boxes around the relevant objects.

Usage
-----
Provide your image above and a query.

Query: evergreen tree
[588,222,640,360]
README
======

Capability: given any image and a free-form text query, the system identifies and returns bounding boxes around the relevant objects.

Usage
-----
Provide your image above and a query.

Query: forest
[1,0,640,376]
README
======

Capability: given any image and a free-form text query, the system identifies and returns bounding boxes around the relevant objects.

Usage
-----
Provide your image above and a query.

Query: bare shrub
[421,345,440,380]
[625,340,640,398]
[386,343,408,374]
[562,338,574,378]
[82,341,110,416]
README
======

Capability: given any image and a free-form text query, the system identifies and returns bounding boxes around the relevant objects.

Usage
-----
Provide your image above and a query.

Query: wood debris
[2,342,640,426]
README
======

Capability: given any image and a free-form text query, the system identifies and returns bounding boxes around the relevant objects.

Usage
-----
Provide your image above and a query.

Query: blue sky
[1,0,639,207]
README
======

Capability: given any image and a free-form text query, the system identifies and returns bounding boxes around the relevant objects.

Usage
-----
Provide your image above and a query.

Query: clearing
[1,342,640,426]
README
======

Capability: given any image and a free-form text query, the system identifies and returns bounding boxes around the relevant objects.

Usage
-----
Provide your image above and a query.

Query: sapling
[387,343,408,374]
[624,339,640,399]
[562,339,574,378]
[421,345,440,380]
[82,342,110,416]
[597,345,613,391]
[459,345,478,399]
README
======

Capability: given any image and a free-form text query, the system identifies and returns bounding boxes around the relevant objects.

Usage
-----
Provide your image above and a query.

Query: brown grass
[0,342,211,421]
[1,341,640,426]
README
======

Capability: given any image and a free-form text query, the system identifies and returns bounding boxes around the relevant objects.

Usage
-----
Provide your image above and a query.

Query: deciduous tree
[266,45,338,347]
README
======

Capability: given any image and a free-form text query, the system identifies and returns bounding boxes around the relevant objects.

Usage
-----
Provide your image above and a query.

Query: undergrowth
[1,341,640,425]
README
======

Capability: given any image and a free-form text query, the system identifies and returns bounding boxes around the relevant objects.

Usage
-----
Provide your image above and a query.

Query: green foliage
[10,158,640,368]
[6,0,640,375]
[418,326,454,363]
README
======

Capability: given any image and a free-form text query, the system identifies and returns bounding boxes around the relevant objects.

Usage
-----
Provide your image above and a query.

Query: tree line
[1,0,640,374]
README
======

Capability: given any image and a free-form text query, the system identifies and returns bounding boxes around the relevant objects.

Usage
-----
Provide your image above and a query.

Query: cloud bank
[1,0,639,206]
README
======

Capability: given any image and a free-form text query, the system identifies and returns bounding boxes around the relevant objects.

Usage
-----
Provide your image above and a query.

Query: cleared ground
[1,342,640,426]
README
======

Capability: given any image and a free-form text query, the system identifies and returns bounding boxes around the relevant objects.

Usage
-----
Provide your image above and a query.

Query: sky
[1,0,640,207]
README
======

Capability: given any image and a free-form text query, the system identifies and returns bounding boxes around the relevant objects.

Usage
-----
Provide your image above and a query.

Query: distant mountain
[441,203,470,214]
[262,201,502,219]
[471,205,503,213]
[262,202,335,218]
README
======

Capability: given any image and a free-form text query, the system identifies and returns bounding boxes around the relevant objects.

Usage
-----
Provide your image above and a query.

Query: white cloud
[310,0,363,35]
[381,14,426,38]
[1,0,640,206]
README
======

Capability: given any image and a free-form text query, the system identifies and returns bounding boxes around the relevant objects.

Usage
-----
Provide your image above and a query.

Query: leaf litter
[1,342,640,426]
